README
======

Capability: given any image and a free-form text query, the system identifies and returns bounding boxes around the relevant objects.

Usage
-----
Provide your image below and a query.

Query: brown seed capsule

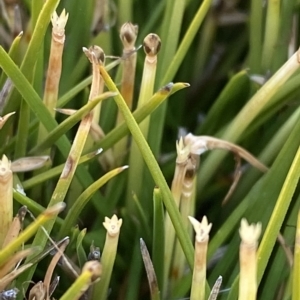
[143,33,161,57]
[120,22,138,49]
[83,45,105,64]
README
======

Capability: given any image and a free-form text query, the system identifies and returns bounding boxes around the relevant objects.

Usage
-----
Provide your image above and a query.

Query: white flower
[51,9,69,35]
[103,215,123,237]
[176,137,190,164]
[239,218,261,247]
[188,215,212,243]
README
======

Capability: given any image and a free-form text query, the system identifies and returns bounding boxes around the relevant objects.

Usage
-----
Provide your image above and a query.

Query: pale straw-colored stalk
[37,9,68,145]
[0,261,33,291]
[43,45,102,206]
[136,33,161,125]
[83,51,110,170]
[163,138,190,297]
[0,155,13,249]
[119,22,138,112]
[171,155,197,288]
[2,205,26,248]
[44,9,68,116]
[0,247,33,280]
[91,75,104,128]
[238,218,261,300]
[189,215,212,300]
[91,214,122,300]
[113,22,138,164]
[88,46,104,130]
[127,33,161,205]
[33,9,68,199]
[43,237,69,299]
[47,45,102,194]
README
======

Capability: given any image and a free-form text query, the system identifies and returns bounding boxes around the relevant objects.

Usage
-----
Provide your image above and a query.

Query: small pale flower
[188,215,212,243]
[103,214,123,237]
[176,137,190,164]
[239,218,261,247]
[51,9,69,36]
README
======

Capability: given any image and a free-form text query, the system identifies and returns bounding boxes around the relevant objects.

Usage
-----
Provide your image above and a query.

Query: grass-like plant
[0,0,300,299]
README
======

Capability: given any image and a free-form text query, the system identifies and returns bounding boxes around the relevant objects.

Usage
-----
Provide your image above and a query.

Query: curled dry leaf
[0,262,33,291]
[140,238,159,297]
[184,133,268,172]
[11,156,50,172]
[43,237,69,299]
[2,206,27,248]
[0,247,35,278]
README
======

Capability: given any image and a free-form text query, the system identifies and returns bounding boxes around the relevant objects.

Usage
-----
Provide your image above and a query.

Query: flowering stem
[163,138,190,295]
[37,9,68,149]
[114,22,138,165]
[189,216,212,300]
[238,219,261,300]
[92,215,122,300]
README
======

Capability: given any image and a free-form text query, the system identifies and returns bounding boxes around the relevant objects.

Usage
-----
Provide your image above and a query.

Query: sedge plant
[0,0,300,299]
